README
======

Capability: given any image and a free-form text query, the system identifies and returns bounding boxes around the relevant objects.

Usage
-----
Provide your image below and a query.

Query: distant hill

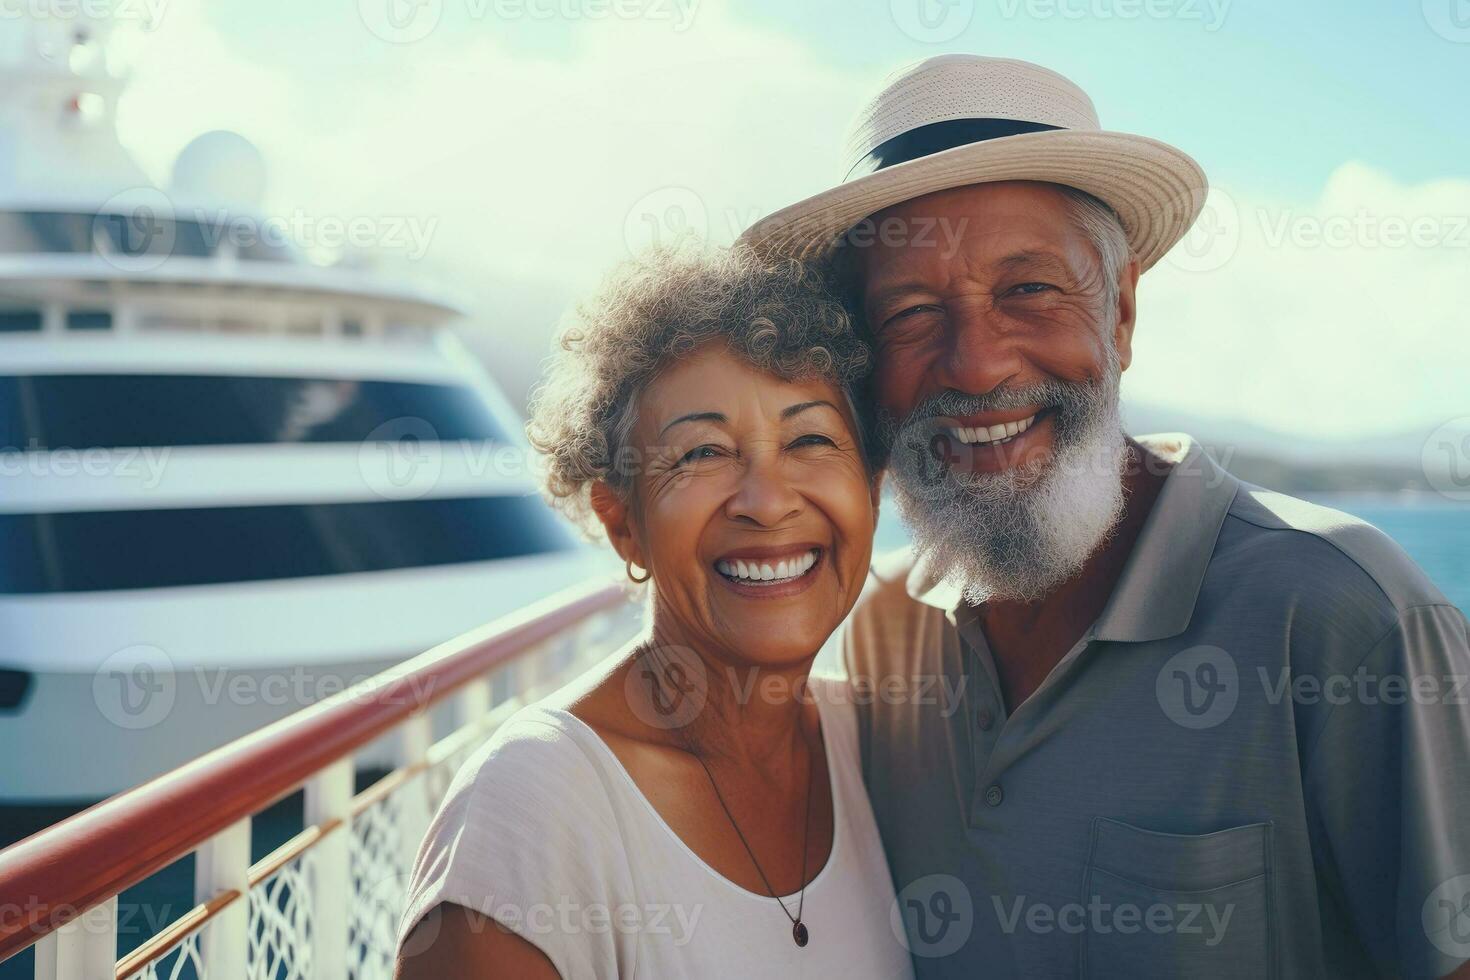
[1123,402,1464,494]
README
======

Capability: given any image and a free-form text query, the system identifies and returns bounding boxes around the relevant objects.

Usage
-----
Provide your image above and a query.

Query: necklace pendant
[793,920,809,947]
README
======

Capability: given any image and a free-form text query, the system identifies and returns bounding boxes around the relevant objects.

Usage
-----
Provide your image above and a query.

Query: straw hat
[740,54,1207,272]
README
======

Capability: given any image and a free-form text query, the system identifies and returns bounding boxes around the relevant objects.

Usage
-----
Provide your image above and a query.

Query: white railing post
[306,759,354,980]
[518,644,550,701]
[397,714,434,872]
[194,819,250,980]
[33,896,116,980]
[399,714,432,769]
[452,677,491,733]
[574,616,611,672]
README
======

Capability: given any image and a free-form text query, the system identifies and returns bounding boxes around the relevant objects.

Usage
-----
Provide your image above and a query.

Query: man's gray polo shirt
[841,433,1470,978]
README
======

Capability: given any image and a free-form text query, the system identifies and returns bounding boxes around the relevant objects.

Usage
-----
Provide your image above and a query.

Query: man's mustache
[887,377,1101,443]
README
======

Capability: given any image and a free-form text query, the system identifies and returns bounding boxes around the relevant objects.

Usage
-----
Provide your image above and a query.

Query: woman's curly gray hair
[527,244,874,533]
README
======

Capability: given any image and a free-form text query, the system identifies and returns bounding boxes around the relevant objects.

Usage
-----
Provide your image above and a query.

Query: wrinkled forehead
[851,181,1095,284]
[630,344,858,441]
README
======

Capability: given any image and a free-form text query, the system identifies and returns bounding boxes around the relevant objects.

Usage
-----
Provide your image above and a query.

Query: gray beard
[880,347,1127,604]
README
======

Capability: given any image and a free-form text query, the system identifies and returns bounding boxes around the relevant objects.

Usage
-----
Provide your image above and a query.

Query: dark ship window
[65,310,112,330]
[0,210,299,262]
[0,495,581,593]
[0,311,42,332]
[0,374,516,449]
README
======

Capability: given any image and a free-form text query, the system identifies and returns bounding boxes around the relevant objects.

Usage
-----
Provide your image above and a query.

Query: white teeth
[716,549,819,584]
[948,413,1038,445]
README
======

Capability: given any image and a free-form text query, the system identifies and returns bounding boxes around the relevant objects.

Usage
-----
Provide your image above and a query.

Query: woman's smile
[712,544,826,598]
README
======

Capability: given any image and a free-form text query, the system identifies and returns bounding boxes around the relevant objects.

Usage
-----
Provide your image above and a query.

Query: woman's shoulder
[419,702,637,892]
[445,703,615,813]
[399,704,635,975]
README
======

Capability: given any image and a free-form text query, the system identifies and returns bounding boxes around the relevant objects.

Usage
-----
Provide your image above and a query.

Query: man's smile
[942,406,1047,446]
[932,408,1058,473]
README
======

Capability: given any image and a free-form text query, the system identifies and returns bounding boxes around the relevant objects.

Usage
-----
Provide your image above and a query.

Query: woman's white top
[398,671,915,979]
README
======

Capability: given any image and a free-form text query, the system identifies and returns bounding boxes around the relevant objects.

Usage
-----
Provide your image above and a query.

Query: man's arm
[1304,602,1470,978]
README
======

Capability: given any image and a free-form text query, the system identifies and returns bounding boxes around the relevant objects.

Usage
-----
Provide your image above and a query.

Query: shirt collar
[905,433,1239,643]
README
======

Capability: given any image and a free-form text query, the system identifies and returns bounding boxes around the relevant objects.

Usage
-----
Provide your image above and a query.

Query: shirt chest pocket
[1079,817,1274,980]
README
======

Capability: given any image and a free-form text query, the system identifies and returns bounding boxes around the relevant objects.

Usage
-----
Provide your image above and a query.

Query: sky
[98,0,1470,442]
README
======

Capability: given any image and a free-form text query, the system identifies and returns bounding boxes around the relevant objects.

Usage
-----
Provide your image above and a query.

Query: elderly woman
[395,246,914,978]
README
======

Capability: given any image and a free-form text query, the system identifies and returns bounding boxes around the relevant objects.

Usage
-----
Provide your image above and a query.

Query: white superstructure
[0,14,601,801]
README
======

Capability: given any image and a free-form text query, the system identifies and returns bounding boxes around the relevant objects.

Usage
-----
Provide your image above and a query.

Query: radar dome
[170,130,267,209]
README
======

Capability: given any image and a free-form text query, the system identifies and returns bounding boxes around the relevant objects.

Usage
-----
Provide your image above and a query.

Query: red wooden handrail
[0,577,628,962]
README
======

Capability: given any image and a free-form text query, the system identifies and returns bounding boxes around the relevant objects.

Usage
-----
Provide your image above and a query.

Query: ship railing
[0,577,637,980]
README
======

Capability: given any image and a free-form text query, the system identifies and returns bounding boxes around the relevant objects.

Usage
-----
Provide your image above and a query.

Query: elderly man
[744,55,1470,978]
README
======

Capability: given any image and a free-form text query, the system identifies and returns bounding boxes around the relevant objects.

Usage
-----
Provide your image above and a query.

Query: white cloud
[113,0,861,402]
[112,5,297,187]
[1134,162,1470,440]
[118,0,858,273]
[110,5,1466,437]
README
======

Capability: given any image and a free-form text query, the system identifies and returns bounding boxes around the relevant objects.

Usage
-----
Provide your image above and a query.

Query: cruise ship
[0,14,600,802]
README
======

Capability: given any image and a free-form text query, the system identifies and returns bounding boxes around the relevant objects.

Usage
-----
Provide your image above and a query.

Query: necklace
[637,642,817,947]
[689,743,815,948]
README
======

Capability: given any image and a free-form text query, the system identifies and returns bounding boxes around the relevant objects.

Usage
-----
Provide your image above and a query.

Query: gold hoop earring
[626,559,651,584]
